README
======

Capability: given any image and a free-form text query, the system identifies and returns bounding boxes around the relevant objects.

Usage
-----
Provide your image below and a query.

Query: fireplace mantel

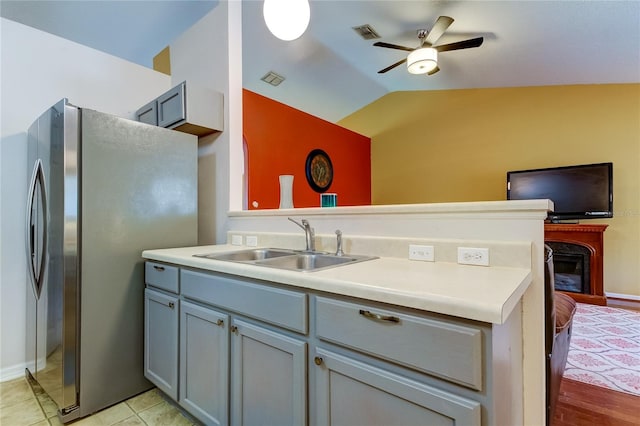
[544,223,608,305]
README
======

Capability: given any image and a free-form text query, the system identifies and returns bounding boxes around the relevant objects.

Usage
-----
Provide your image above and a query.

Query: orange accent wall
[243,89,371,209]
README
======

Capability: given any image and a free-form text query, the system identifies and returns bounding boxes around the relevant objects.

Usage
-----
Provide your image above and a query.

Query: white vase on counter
[279,174,294,209]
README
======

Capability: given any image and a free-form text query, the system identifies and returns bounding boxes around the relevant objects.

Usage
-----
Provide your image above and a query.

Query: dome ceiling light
[407,44,438,74]
[263,0,310,41]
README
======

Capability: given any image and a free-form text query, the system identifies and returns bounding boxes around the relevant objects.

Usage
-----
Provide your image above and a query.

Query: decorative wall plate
[305,149,333,193]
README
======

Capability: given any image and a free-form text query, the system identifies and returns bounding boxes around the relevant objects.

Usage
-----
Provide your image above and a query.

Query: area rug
[563,302,640,396]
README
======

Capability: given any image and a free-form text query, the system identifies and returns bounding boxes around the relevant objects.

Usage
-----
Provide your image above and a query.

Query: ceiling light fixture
[407,47,438,74]
[263,0,310,41]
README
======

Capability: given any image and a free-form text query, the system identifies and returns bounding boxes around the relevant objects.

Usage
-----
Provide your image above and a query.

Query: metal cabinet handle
[359,309,400,323]
[216,319,224,327]
[153,265,165,271]
[230,325,238,335]
[168,302,175,309]
[314,356,323,366]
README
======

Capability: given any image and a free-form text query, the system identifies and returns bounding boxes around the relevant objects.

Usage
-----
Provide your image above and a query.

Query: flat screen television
[507,162,613,222]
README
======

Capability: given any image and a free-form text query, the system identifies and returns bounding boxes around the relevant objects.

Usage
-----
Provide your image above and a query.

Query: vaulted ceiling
[3,1,639,123]
[243,1,640,122]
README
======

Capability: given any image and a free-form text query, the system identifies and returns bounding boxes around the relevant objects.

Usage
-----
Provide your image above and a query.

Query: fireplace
[544,224,608,305]
[546,242,591,294]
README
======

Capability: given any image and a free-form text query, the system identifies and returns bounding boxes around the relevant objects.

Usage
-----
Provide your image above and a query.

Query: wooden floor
[607,297,640,312]
[552,300,640,425]
[552,378,640,425]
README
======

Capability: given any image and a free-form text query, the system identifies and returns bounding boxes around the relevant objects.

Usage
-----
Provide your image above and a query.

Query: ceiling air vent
[352,24,381,40]
[261,71,285,86]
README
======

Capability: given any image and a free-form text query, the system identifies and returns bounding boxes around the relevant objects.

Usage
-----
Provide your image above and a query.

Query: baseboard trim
[605,293,640,312]
[0,363,26,383]
[605,292,640,302]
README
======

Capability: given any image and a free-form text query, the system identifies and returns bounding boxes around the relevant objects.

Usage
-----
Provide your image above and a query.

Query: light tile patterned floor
[0,376,199,426]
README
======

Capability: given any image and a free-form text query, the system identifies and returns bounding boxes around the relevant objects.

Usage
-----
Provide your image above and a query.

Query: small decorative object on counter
[279,174,294,209]
[321,193,337,207]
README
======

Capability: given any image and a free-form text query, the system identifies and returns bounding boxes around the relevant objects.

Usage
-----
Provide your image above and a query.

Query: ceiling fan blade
[424,16,454,46]
[435,37,484,52]
[378,58,407,74]
[427,66,440,76]
[373,41,414,52]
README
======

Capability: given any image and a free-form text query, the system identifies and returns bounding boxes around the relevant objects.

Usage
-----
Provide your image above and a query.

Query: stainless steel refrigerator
[25,99,198,422]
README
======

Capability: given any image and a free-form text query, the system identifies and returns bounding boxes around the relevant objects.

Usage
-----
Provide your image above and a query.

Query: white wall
[168,1,242,245]
[0,0,237,380]
[0,17,171,381]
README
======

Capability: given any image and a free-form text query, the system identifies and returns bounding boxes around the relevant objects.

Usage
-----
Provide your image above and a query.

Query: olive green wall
[339,84,640,298]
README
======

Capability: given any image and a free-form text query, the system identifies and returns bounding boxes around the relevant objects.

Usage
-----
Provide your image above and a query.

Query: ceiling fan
[374,16,483,75]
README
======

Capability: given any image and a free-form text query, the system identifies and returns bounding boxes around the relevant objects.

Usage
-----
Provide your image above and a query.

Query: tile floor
[0,375,199,426]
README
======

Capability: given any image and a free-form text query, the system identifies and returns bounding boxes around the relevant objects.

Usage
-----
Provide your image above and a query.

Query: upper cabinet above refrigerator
[136,80,224,136]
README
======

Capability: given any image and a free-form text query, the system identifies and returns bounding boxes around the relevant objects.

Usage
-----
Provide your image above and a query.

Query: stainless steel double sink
[194,248,377,272]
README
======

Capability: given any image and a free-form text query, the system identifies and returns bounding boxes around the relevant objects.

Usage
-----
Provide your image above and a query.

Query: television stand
[544,223,608,305]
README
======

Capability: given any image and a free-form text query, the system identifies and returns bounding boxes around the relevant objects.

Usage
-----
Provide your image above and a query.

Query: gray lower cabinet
[231,319,307,426]
[313,347,481,426]
[144,288,179,400]
[179,301,229,425]
[144,262,519,425]
[145,266,308,425]
[176,304,307,426]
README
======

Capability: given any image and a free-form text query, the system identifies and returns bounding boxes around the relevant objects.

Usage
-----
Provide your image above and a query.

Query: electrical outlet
[246,236,258,247]
[457,247,490,266]
[231,235,243,246]
[409,244,434,262]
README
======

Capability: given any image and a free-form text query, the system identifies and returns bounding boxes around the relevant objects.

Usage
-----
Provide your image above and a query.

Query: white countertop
[228,199,554,217]
[142,245,532,325]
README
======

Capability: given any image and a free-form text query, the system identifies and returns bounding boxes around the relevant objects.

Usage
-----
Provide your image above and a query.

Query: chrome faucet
[288,217,315,252]
[335,230,344,256]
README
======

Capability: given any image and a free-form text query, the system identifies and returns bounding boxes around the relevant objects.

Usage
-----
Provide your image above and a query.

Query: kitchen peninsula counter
[142,244,532,325]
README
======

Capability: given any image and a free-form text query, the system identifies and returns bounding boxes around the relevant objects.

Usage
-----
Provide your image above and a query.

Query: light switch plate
[409,244,434,261]
[246,236,258,247]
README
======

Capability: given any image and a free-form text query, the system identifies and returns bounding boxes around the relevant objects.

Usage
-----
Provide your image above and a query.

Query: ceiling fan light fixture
[407,47,438,74]
[263,0,310,41]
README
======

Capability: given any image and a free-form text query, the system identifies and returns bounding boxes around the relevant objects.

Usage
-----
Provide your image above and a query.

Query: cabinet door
[180,301,229,426]
[313,347,481,426]
[135,100,158,125]
[231,319,307,426]
[144,288,178,400]
[157,82,186,128]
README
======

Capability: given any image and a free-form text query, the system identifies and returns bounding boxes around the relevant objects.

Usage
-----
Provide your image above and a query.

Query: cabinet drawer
[145,262,179,293]
[315,297,483,390]
[181,270,308,334]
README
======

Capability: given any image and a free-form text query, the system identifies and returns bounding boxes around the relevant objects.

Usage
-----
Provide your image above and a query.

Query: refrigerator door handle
[25,159,47,299]
[26,162,37,291]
